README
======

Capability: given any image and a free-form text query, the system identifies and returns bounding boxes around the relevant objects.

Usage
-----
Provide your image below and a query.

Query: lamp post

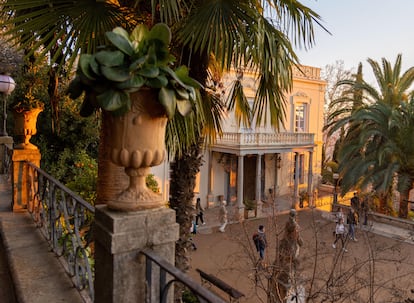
[0,75,16,136]
[333,173,339,205]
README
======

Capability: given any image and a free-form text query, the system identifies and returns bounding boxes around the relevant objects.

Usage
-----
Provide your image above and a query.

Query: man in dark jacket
[254,225,268,260]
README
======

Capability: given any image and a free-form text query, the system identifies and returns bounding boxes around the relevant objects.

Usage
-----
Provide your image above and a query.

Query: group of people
[332,192,365,252]
[191,196,227,234]
[192,197,306,270]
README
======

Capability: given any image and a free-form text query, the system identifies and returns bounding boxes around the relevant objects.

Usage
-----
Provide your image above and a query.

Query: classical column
[307,151,313,206]
[293,152,300,209]
[255,154,262,203]
[255,154,263,217]
[236,154,244,219]
[207,149,214,208]
[94,206,179,303]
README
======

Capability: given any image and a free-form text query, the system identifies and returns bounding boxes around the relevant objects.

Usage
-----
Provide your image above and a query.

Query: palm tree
[1,0,325,274]
[330,55,414,217]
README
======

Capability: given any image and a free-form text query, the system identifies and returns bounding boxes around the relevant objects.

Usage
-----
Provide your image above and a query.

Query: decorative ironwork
[21,161,233,303]
[26,162,95,302]
[141,248,227,303]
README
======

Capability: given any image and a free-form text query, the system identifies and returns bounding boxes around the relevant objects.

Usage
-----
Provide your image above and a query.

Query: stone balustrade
[216,132,314,146]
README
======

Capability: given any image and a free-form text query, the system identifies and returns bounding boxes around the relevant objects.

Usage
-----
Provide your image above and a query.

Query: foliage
[35,91,99,205]
[327,55,414,218]
[8,56,46,111]
[299,190,309,202]
[243,199,256,210]
[145,174,160,193]
[181,290,200,303]
[65,150,98,205]
[67,23,201,119]
[2,4,327,298]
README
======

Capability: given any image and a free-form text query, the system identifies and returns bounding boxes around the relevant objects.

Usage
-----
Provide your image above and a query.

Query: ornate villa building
[155,65,326,213]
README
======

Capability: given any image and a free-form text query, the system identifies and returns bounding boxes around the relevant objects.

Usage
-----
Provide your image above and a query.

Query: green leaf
[112,27,130,41]
[148,23,171,45]
[175,88,189,100]
[115,75,145,91]
[101,66,131,82]
[159,87,176,119]
[79,54,96,80]
[131,24,149,45]
[160,66,187,88]
[89,57,100,76]
[79,94,97,117]
[66,76,84,99]
[176,99,192,116]
[95,50,125,67]
[187,86,197,101]
[105,31,134,56]
[129,56,147,71]
[137,66,159,78]
[174,66,202,89]
[97,89,127,112]
[145,74,168,88]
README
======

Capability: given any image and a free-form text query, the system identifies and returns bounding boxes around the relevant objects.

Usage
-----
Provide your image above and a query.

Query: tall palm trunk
[169,48,209,301]
[169,142,203,302]
[169,142,203,270]
[398,189,410,218]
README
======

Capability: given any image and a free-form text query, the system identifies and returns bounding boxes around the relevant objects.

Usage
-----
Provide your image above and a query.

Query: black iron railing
[26,162,95,302]
[141,248,227,303]
[24,161,227,303]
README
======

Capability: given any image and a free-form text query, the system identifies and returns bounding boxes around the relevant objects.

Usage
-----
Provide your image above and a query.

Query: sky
[294,0,414,83]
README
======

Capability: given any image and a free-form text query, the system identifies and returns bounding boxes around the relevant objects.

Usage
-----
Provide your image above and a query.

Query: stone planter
[107,89,168,211]
[13,107,43,150]
[244,208,257,219]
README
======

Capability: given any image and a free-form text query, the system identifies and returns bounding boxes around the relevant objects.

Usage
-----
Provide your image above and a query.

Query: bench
[196,268,245,302]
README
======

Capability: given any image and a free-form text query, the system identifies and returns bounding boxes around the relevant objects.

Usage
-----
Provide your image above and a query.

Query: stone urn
[107,89,168,211]
[13,107,43,150]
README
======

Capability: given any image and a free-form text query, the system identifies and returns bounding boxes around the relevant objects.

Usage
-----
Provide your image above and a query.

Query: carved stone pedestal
[11,148,41,211]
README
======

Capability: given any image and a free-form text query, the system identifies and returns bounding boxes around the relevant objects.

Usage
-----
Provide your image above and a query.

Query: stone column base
[12,148,41,211]
[94,205,179,303]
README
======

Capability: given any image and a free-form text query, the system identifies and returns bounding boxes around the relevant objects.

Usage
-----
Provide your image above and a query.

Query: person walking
[195,198,205,225]
[335,206,344,223]
[332,217,347,252]
[347,207,358,241]
[361,196,369,226]
[218,197,228,233]
[254,225,268,260]
[333,206,344,237]
[351,192,360,212]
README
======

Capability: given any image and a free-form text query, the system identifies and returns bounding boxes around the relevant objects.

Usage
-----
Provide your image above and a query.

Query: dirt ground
[188,209,414,303]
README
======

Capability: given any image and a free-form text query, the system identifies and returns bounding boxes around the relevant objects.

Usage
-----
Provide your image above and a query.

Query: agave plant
[67,23,200,118]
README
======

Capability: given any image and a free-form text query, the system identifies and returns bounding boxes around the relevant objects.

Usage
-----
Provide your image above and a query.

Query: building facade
[154,65,326,213]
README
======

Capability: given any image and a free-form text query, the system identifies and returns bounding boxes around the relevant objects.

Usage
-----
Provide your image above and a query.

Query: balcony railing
[215,132,314,147]
[26,162,95,302]
[23,160,226,303]
[141,248,226,303]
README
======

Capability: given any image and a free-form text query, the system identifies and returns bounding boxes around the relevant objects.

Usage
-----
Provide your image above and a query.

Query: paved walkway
[197,195,414,245]
[0,175,413,303]
[0,175,84,303]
